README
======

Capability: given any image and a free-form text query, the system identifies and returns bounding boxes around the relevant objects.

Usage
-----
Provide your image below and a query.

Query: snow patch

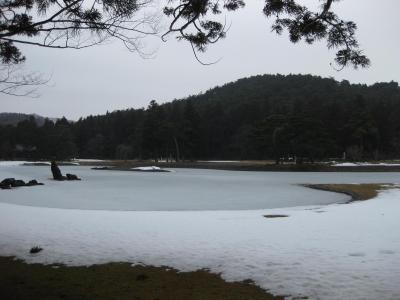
[72,159,105,162]
[23,162,51,166]
[0,161,29,167]
[1,187,400,299]
[199,160,241,163]
[333,162,400,167]
[132,166,161,171]
[0,161,80,167]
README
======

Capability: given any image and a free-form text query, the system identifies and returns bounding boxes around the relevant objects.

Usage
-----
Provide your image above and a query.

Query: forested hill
[1,74,400,161]
[0,113,50,126]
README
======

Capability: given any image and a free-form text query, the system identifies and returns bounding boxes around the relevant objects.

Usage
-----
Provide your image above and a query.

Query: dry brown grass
[304,184,391,201]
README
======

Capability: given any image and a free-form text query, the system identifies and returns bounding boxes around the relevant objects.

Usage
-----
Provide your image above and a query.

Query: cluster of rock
[51,161,81,181]
[0,161,81,190]
[0,178,44,190]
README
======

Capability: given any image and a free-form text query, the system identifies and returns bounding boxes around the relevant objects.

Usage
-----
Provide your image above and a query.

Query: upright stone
[51,161,63,180]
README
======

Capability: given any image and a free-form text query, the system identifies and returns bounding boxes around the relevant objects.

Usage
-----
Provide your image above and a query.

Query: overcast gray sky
[1,0,399,120]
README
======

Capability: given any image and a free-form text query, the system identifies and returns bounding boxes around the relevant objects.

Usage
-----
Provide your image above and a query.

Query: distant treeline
[0,112,51,126]
[1,74,400,162]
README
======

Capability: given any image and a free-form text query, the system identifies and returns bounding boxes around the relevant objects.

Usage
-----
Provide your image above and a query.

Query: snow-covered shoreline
[333,162,400,167]
[0,161,80,166]
[1,188,399,300]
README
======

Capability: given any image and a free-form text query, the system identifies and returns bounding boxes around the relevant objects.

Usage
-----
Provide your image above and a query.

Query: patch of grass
[304,184,391,201]
[0,256,283,300]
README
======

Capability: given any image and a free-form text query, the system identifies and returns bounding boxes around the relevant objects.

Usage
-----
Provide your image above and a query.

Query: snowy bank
[131,166,170,172]
[0,161,80,167]
[333,162,400,167]
[0,161,29,167]
[72,159,105,163]
[132,166,161,171]
[199,160,241,163]
[0,188,400,299]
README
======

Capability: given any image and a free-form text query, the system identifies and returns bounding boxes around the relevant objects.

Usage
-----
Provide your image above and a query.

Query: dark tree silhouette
[0,0,159,95]
[162,0,369,68]
[0,1,369,95]
[1,0,368,68]
[0,64,47,96]
[0,0,158,64]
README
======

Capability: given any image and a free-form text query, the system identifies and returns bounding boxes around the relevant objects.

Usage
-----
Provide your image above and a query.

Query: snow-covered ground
[199,160,242,163]
[72,158,105,163]
[1,165,400,299]
[0,160,31,166]
[132,166,162,171]
[333,162,400,167]
[0,160,79,166]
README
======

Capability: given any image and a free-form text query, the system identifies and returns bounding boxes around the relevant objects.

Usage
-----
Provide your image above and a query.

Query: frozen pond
[1,164,399,211]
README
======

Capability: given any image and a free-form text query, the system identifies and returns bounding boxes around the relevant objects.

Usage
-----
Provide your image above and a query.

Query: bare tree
[0,0,160,96]
[0,0,160,63]
[0,64,48,96]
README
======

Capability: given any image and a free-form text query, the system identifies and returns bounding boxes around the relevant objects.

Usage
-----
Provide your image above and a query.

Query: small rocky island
[51,161,81,180]
[1,161,81,190]
[0,178,44,190]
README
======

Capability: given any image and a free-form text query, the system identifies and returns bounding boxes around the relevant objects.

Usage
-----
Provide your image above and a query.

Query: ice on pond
[0,165,348,210]
[1,164,400,211]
